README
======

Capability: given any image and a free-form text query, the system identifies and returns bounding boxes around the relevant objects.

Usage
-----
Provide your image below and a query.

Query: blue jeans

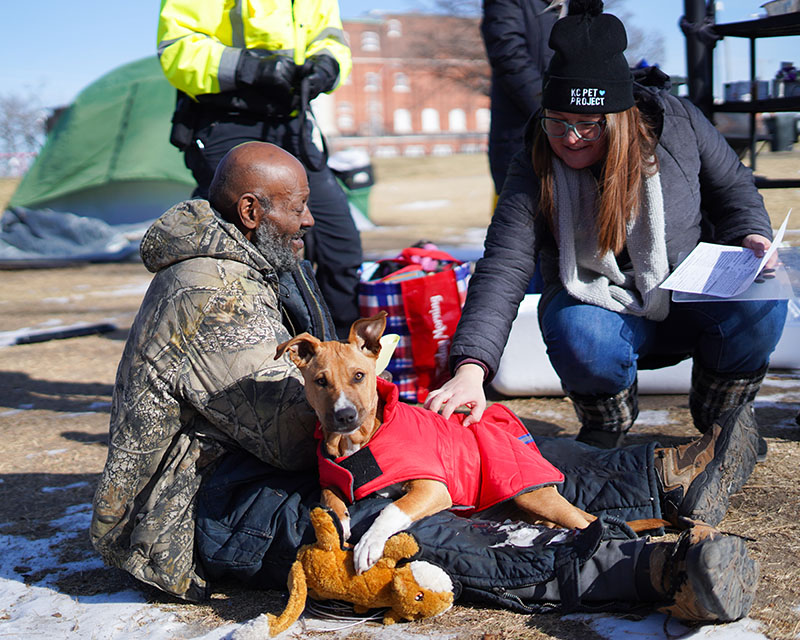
[539,289,788,396]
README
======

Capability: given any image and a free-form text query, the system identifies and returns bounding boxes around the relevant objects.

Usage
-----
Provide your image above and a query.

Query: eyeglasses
[540,116,606,141]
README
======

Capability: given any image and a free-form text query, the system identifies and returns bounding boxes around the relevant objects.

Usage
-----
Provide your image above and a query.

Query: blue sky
[2,0,797,108]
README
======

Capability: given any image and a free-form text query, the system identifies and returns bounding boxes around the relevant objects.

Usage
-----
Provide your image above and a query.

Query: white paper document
[660,210,792,298]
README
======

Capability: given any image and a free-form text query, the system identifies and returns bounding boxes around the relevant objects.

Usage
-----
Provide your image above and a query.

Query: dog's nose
[333,406,358,430]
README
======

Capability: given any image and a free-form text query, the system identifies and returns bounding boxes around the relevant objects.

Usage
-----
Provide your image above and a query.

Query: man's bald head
[207,141,313,271]
[208,142,306,225]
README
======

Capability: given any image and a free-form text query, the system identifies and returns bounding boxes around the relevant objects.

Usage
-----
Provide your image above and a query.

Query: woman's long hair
[532,106,659,256]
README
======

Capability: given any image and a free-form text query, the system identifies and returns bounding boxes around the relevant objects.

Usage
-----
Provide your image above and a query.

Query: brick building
[317,12,491,158]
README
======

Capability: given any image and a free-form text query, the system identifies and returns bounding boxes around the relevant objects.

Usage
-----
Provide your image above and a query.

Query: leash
[297,77,329,172]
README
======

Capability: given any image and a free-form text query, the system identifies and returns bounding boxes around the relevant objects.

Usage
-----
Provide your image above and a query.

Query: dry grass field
[0,149,798,639]
[0,178,20,211]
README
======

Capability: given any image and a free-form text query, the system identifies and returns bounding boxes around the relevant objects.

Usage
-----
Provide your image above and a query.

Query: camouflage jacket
[91,199,326,600]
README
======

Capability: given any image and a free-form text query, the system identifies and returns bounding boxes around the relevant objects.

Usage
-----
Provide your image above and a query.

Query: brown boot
[654,403,758,526]
[648,523,758,622]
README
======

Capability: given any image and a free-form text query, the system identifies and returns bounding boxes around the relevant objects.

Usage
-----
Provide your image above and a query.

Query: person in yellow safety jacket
[157,0,362,338]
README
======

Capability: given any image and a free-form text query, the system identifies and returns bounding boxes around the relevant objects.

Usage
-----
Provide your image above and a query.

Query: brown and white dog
[276,312,661,573]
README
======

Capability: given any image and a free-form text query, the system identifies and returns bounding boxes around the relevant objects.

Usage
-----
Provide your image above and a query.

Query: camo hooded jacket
[90,199,323,600]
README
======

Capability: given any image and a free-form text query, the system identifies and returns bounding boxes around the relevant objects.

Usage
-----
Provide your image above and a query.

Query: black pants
[196,437,663,609]
[185,112,362,337]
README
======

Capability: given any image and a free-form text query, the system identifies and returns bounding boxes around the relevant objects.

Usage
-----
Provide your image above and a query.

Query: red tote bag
[358,247,472,403]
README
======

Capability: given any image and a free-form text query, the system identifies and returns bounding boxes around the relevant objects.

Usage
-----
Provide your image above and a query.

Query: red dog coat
[317,377,564,515]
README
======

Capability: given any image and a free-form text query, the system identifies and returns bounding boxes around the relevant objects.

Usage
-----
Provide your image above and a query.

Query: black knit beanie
[542,0,634,114]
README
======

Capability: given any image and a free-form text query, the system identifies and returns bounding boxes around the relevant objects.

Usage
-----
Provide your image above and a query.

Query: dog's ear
[274,333,321,368]
[349,311,387,357]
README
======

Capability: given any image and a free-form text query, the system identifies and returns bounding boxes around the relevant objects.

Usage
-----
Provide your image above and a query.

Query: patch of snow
[0,320,116,347]
[763,375,800,387]
[42,482,90,494]
[0,506,236,640]
[568,612,766,639]
[395,199,450,211]
[40,319,67,327]
[459,227,488,245]
[489,521,566,547]
[634,410,672,426]
[0,499,773,640]
[528,409,570,420]
[757,394,800,405]
[0,328,35,346]
[90,282,151,298]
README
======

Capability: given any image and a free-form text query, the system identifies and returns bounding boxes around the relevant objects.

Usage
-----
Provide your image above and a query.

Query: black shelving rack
[711,12,800,188]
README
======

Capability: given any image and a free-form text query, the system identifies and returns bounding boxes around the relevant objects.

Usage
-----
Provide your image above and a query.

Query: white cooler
[490,294,799,398]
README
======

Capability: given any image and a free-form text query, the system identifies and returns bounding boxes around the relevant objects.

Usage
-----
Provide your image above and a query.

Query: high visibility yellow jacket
[157,0,352,100]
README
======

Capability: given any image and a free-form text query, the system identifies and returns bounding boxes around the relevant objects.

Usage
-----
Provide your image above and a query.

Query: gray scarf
[551,157,670,321]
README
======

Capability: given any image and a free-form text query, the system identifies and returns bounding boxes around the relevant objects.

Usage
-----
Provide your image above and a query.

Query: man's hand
[300,54,340,101]
[424,363,486,426]
[742,234,778,270]
[236,51,299,96]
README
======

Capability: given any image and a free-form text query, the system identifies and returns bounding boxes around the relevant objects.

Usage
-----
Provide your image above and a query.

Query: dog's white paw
[354,531,389,574]
[353,504,411,574]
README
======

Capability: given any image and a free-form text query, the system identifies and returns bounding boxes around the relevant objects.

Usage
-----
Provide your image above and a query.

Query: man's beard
[253,220,304,272]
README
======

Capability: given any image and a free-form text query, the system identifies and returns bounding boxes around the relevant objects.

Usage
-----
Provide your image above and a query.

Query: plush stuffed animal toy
[262,507,454,636]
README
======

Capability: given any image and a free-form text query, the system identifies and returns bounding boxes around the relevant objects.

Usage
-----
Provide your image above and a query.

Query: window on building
[404,145,426,157]
[393,109,412,134]
[337,102,354,132]
[393,73,410,93]
[448,108,467,132]
[337,113,355,130]
[368,100,383,135]
[475,108,490,133]
[387,19,402,38]
[361,31,380,52]
[461,143,484,154]
[375,146,399,158]
[369,116,384,136]
[365,72,381,92]
[421,108,440,133]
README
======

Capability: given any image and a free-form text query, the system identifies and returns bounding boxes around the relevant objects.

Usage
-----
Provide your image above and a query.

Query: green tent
[10,57,195,225]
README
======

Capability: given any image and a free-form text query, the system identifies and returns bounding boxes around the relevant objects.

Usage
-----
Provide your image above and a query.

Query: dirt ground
[0,150,799,639]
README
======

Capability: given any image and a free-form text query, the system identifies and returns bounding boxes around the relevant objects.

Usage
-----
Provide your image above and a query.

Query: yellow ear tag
[376,334,400,375]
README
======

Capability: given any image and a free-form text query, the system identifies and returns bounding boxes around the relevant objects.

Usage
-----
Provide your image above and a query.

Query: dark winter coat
[450,85,774,379]
[481,0,558,192]
[196,437,661,608]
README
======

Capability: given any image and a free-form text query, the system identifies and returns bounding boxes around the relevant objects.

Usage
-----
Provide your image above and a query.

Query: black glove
[236,51,299,96]
[300,54,340,101]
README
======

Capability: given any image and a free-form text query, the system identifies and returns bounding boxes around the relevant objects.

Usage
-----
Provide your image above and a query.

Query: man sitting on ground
[91,141,759,623]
